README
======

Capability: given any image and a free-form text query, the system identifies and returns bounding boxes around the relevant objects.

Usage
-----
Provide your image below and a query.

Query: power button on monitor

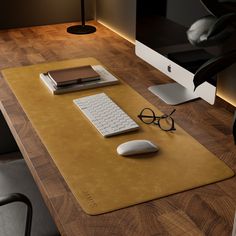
[167,65,172,72]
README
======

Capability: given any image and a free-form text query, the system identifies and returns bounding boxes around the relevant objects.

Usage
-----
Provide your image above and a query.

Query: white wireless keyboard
[73,93,139,137]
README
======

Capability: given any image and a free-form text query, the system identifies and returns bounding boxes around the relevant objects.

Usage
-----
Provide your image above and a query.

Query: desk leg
[0,111,19,154]
[233,111,236,145]
[232,211,236,236]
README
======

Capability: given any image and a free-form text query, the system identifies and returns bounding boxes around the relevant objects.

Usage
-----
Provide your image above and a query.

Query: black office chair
[187,0,236,47]
[0,159,60,236]
[0,112,60,235]
[0,193,32,236]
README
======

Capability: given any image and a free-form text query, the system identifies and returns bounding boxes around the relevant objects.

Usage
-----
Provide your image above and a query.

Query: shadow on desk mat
[2,57,234,215]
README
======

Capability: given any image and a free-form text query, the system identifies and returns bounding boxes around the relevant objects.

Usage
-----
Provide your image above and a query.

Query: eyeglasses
[138,108,176,131]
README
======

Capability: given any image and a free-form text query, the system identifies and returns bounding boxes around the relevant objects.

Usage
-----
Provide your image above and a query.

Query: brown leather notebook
[47,65,100,86]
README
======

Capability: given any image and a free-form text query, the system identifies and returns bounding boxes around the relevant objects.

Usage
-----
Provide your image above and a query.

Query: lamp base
[67,25,96,34]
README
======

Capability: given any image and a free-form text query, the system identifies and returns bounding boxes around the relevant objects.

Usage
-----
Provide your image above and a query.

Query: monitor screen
[136,0,217,105]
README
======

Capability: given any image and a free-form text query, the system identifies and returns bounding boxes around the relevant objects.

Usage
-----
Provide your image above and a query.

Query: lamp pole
[67,0,96,34]
[81,0,85,26]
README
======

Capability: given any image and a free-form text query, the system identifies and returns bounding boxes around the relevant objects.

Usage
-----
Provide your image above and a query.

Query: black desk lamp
[67,0,96,34]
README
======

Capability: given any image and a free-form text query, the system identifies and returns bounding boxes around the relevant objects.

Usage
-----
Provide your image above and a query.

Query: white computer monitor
[135,0,217,105]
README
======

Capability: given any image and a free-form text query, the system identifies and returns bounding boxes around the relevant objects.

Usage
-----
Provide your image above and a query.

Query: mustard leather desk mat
[2,58,234,215]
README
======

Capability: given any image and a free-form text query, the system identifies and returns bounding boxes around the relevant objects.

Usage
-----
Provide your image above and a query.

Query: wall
[96,0,136,42]
[218,64,236,107]
[217,34,236,107]
[0,0,95,29]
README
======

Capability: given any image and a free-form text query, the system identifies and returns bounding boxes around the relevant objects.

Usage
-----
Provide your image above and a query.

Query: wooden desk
[0,21,236,236]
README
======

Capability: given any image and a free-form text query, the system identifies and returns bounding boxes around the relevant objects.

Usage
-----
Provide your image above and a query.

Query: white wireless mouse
[117,140,159,156]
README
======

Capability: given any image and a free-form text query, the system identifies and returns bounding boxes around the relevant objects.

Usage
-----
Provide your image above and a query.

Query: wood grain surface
[0,21,236,236]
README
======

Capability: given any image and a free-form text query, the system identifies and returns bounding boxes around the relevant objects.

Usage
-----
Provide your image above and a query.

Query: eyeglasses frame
[138,108,176,131]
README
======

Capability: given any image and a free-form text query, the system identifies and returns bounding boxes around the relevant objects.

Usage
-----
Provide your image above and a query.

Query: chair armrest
[193,50,236,90]
[0,193,32,236]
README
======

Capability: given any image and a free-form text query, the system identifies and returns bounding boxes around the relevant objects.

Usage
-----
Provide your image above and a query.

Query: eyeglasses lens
[140,108,155,124]
[159,116,173,131]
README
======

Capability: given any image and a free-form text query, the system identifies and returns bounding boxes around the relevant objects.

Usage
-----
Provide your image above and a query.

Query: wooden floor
[0,21,236,236]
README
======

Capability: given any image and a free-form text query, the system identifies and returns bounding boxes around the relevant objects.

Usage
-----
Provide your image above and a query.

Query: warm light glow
[97,20,135,44]
[217,68,236,107]
[217,92,236,107]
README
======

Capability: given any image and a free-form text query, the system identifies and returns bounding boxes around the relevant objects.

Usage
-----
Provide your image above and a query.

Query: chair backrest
[0,159,60,236]
[0,193,32,236]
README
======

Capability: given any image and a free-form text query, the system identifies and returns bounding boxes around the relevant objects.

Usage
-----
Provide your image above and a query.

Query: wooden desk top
[0,21,236,236]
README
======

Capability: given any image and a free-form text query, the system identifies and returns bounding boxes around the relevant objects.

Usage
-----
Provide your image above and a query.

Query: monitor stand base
[148,82,199,105]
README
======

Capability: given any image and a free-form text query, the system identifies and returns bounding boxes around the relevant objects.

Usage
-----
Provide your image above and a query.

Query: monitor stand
[148,82,199,105]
